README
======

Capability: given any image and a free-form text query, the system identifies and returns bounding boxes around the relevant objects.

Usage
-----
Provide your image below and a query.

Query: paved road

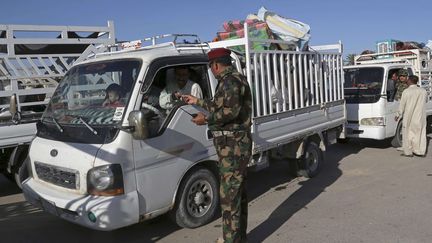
[1,137,431,243]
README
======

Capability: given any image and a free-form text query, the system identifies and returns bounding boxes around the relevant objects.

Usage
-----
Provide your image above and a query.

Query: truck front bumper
[22,177,140,231]
[345,124,386,140]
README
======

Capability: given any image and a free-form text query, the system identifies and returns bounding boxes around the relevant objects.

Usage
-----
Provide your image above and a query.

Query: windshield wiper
[51,117,64,133]
[78,116,98,135]
[42,116,64,133]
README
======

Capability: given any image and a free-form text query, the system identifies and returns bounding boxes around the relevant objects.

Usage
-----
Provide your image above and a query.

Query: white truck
[21,26,345,231]
[343,49,432,145]
[0,21,115,185]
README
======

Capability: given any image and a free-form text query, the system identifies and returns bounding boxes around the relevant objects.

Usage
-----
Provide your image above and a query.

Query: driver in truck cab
[159,66,203,113]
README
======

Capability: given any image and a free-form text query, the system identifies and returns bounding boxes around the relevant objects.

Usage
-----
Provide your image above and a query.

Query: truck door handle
[165,148,185,155]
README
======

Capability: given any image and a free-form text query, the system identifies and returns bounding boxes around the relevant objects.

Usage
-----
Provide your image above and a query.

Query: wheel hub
[194,192,205,205]
[306,148,319,171]
[187,179,213,217]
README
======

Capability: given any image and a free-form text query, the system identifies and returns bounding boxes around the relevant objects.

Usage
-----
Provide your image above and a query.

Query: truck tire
[393,120,403,148]
[298,141,323,178]
[170,167,219,228]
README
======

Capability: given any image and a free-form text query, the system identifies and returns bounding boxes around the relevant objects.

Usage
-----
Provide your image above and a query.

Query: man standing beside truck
[395,75,427,157]
[183,48,252,243]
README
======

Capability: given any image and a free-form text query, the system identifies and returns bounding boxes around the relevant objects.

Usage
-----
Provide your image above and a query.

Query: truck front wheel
[298,141,323,178]
[170,167,219,228]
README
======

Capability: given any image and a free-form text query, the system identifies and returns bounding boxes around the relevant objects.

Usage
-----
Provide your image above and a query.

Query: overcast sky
[2,0,431,55]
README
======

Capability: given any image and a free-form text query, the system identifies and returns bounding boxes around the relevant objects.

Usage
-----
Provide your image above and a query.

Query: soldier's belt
[211,130,245,137]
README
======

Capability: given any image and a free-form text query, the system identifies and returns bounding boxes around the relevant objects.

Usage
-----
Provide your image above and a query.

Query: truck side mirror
[9,94,21,124]
[10,94,17,115]
[128,111,148,140]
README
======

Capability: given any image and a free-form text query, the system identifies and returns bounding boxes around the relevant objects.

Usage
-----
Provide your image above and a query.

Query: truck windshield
[344,67,384,103]
[38,59,141,143]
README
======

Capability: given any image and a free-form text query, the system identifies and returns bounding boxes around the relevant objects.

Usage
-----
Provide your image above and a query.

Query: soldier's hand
[191,112,207,125]
[182,95,198,105]
[394,115,399,121]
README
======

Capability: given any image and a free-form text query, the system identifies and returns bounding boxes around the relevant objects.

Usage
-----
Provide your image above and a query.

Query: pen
[179,107,198,118]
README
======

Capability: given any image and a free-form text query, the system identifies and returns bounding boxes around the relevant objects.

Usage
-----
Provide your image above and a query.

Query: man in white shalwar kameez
[159,66,203,112]
[395,75,427,157]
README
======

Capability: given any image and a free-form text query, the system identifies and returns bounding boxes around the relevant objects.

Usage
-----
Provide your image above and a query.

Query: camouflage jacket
[197,66,252,132]
[394,80,408,101]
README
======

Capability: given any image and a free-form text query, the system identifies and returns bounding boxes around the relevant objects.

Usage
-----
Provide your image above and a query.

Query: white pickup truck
[343,49,432,146]
[22,26,345,231]
[0,21,115,185]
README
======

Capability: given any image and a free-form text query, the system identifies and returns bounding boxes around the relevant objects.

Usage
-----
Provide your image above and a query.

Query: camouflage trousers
[213,131,252,243]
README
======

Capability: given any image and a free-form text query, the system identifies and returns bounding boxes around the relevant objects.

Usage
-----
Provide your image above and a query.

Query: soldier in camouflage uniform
[183,48,252,243]
[394,69,409,101]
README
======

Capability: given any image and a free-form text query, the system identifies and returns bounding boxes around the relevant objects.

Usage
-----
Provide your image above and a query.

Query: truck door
[384,68,400,137]
[131,57,216,214]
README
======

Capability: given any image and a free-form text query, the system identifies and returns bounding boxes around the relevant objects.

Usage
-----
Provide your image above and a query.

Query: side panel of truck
[254,102,344,152]
[129,57,218,214]
[210,36,345,157]
[133,108,216,214]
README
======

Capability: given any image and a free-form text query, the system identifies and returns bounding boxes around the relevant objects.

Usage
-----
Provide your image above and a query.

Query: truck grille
[34,162,79,189]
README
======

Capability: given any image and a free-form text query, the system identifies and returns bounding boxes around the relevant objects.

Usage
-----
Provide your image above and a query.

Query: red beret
[208,48,231,61]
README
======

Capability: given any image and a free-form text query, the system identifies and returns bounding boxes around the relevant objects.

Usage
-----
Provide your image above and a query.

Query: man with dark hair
[387,70,398,101]
[159,66,202,112]
[395,75,427,157]
[182,48,252,243]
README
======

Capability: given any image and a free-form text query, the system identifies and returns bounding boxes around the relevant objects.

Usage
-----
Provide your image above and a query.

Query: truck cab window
[140,64,210,138]
[344,67,384,104]
[386,69,398,102]
[38,59,141,143]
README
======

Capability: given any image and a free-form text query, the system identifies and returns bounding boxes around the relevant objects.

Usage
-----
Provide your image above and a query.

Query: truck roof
[76,34,209,66]
[77,44,208,66]
[349,49,432,75]
[344,62,411,70]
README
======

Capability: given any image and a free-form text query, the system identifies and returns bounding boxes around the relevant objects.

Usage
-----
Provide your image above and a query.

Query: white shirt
[159,80,203,110]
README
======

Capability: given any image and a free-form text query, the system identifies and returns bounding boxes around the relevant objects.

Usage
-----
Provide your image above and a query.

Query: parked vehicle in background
[22,24,345,231]
[343,49,432,146]
[0,21,115,186]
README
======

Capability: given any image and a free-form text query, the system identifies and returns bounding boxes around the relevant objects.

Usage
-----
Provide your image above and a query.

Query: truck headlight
[87,164,124,196]
[360,117,385,126]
